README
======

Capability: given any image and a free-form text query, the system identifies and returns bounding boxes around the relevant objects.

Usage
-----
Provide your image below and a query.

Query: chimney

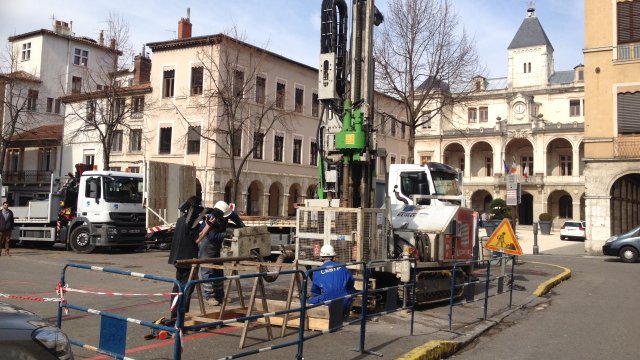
[110,38,116,49]
[98,30,104,46]
[134,45,152,84]
[177,8,192,39]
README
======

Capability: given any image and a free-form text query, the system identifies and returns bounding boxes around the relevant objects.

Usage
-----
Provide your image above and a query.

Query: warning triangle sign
[484,219,522,256]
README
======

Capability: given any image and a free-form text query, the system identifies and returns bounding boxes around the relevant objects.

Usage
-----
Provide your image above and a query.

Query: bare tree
[375,0,483,163]
[62,13,148,170]
[0,43,42,197]
[174,28,291,204]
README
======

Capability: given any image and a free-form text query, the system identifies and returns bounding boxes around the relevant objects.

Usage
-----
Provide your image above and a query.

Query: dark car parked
[0,301,73,359]
[602,225,640,263]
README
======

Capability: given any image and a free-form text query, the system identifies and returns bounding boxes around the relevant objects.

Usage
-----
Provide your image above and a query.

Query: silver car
[0,301,73,359]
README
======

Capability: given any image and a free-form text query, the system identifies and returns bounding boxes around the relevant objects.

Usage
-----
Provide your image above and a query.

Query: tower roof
[507,8,554,51]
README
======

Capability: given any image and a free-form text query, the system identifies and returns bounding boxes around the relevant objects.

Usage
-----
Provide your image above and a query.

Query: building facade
[583,0,640,254]
[1,20,118,205]
[415,7,585,226]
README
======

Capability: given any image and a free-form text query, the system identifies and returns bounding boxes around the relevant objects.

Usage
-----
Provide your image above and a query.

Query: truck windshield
[103,176,143,204]
[431,171,460,196]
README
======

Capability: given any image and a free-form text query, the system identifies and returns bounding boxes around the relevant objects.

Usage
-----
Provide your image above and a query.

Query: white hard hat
[319,244,336,257]
[213,201,233,218]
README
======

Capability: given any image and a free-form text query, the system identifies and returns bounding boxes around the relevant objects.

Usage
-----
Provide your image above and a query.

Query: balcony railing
[614,136,640,158]
[617,43,640,61]
[1,170,54,185]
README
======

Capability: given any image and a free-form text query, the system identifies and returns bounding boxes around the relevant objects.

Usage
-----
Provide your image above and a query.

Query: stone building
[414,7,585,226]
[583,0,640,254]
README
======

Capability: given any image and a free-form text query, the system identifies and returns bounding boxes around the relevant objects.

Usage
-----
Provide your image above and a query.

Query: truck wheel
[70,226,95,254]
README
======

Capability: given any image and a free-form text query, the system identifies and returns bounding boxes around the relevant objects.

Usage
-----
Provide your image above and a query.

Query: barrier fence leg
[353,264,382,357]
[410,263,416,336]
[484,261,491,320]
[296,277,309,360]
[509,255,516,308]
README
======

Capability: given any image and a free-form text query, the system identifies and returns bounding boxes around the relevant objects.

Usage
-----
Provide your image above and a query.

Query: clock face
[514,102,526,114]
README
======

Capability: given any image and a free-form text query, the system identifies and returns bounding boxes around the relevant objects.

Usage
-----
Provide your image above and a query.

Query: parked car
[0,301,73,359]
[560,220,586,240]
[603,225,640,263]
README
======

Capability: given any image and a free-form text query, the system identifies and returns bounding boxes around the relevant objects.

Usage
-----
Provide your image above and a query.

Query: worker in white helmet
[196,200,244,306]
[308,244,356,311]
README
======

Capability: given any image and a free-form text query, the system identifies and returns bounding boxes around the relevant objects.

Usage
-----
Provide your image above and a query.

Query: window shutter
[618,92,640,134]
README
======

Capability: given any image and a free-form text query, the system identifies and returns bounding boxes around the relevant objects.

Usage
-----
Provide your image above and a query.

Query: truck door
[399,171,432,205]
[79,176,102,217]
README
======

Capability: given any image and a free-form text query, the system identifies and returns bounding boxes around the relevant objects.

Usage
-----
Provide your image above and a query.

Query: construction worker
[308,244,356,311]
[195,201,244,306]
[167,196,202,323]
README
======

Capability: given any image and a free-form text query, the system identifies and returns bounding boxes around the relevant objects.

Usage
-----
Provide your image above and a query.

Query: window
[84,153,95,166]
[390,156,396,165]
[163,70,175,98]
[295,87,304,113]
[187,126,201,154]
[108,167,121,172]
[86,100,96,121]
[73,48,89,66]
[21,42,31,61]
[276,81,286,109]
[485,157,493,176]
[55,99,61,114]
[72,76,82,94]
[274,134,284,162]
[310,141,318,166]
[253,132,264,159]
[111,130,123,152]
[27,90,38,111]
[191,66,203,95]
[132,96,144,116]
[293,138,302,164]
[401,124,406,139]
[312,92,319,117]
[524,62,531,73]
[560,155,572,176]
[468,108,477,123]
[8,149,21,172]
[46,98,53,113]
[578,70,584,81]
[114,98,125,117]
[130,129,142,152]
[400,157,406,164]
[570,100,581,117]
[459,158,465,173]
[420,155,431,165]
[255,76,266,104]
[159,127,172,154]
[421,111,432,128]
[618,92,640,133]
[479,106,488,122]
[127,167,140,173]
[390,118,396,136]
[233,70,244,98]
[617,1,640,45]
[521,156,533,176]
[39,148,55,172]
[232,130,242,157]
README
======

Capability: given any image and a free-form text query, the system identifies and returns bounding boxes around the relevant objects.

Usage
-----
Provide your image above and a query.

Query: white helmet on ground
[319,244,336,257]
[213,201,233,218]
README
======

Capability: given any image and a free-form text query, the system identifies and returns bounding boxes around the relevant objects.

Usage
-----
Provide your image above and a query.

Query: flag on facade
[510,159,518,174]
[523,165,529,178]
[503,160,510,175]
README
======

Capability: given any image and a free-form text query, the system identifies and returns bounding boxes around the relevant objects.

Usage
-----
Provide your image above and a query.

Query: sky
[0,0,584,78]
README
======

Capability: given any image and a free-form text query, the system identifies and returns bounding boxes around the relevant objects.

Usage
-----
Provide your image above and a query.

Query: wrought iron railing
[1,170,54,185]
[614,136,640,158]
[617,43,640,61]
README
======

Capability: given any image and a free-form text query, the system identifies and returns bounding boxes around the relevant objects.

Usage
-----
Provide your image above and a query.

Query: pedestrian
[167,196,203,323]
[0,202,15,256]
[195,201,245,306]
[308,244,356,312]
[481,211,489,228]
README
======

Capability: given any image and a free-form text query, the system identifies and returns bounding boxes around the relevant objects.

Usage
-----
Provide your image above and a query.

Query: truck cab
[65,171,146,253]
[387,163,463,207]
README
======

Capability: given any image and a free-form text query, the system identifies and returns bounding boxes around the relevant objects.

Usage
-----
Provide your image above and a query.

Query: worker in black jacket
[167,196,202,322]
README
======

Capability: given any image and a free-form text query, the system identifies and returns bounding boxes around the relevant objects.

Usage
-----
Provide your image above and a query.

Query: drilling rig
[296,0,476,304]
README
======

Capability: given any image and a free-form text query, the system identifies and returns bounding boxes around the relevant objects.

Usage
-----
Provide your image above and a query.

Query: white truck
[12,164,147,253]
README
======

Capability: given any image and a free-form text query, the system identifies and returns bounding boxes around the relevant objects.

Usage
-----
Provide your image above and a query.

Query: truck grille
[109,212,146,226]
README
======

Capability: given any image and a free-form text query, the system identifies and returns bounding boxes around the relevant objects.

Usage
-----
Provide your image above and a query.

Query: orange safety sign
[483,219,522,256]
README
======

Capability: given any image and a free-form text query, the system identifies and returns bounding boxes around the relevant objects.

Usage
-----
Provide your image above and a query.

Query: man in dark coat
[167,196,202,322]
[0,202,15,256]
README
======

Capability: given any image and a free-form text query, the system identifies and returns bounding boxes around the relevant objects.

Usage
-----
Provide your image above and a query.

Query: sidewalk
[490,224,587,256]
[289,255,572,360]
